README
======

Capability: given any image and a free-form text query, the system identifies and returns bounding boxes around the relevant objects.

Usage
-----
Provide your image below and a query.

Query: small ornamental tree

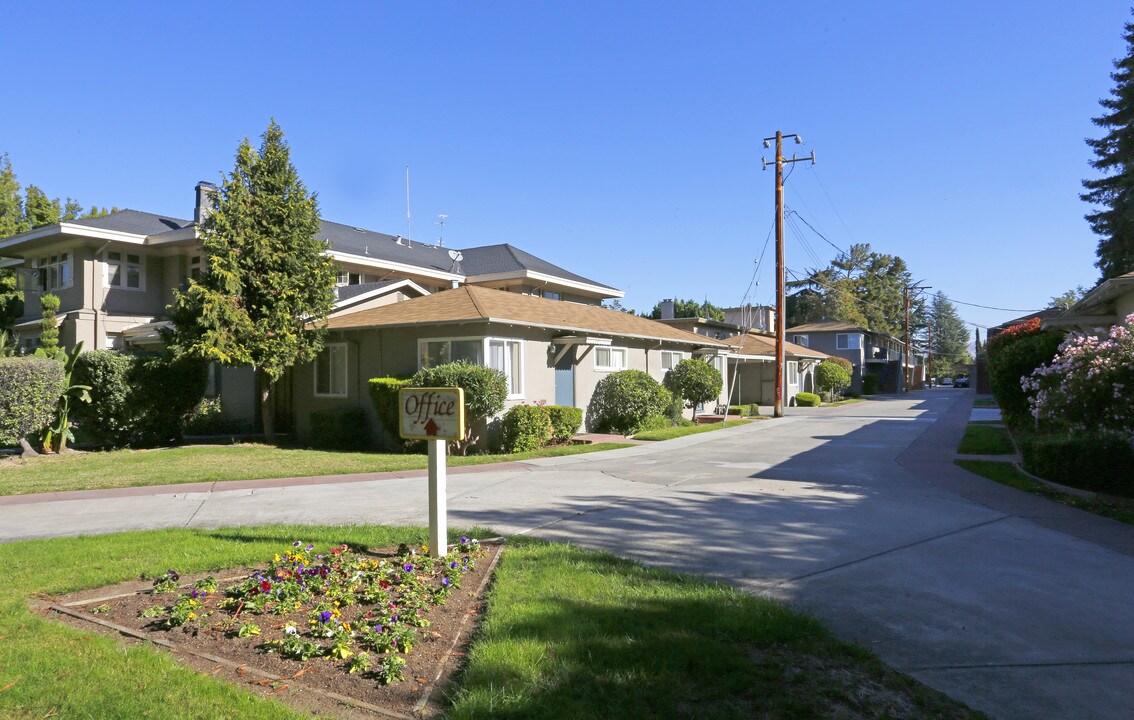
[588,369,672,434]
[1023,314,1134,436]
[37,293,61,359]
[663,359,722,421]
[815,359,852,403]
[166,121,337,441]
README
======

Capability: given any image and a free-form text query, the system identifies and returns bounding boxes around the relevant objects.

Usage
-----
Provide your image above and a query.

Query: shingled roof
[67,209,193,235]
[325,285,726,346]
[724,332,828,360]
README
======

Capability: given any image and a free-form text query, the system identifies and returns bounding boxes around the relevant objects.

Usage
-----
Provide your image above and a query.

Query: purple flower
[461,556,469,565]
[449,561,458,569]
[391,614,399,624]
[403,563,414,573]
[374,623,383,633]
[460,536,469,544]
[441,577,450,587]
[167,570,180,580]
[293,541,301,547]
[306,545,314,551]
[319,611,333,623]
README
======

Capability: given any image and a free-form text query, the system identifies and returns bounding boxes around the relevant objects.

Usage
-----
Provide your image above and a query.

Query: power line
[948,298,1042,313]
[810,166,859,247]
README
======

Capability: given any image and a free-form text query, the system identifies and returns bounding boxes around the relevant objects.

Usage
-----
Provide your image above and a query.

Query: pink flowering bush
[1022,313,1134,436]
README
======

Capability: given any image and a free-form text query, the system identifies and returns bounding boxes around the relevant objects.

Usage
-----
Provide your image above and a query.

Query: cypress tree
[167,121,337,440]
[1083,18,1134,280]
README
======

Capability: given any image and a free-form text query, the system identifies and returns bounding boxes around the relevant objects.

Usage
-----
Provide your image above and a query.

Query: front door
[555,354,574,407]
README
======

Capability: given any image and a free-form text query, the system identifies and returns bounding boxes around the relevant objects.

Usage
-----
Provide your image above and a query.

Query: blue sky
[1,2,1129,333]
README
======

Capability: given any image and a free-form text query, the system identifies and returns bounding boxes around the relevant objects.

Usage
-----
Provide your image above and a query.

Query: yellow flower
[422,545,429,553]
[273,553,281,562]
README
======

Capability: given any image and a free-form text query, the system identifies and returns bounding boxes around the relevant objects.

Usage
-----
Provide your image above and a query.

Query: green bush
[367,377,413,437]
[828,356,854,375]
[72,350,207,448]
[411,361,508,452]
[726,404,761,416]
[861,374,880,395]
[635,414,674,433]
[309,407,373,451]
[183,398,252,435]
[815,360,852,402]
[0,357,66,446]
[663,359,722,418]
[500,404,553,452]
[546,405,583,442]
[587,369,673,434]
[842,389,861,399]
[794,392,821,407]
[1019,433,1134,496]
[987,330,1063,428]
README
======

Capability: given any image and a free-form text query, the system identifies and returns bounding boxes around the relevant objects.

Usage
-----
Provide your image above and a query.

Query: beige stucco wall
[1116,289,1134,320]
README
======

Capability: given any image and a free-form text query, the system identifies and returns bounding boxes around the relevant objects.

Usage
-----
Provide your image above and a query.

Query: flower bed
[47,537,498,717]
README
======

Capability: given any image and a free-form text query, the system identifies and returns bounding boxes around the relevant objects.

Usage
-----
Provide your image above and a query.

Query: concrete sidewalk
[3,392,1133,719]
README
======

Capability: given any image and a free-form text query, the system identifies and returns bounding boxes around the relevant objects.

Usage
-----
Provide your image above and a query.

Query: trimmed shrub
[828,356,854,375]
[842,389,861,399]
[1019,433,1134,496]
[309,407,372,451]
[500,404,553,452]
[663,359,723,419]
[0,357,66,446]
[411,361,508,453]
[987,328,1063,429]
[72,350,207,448]
[726,404,760,416]
[794,392,821,407]
[587,369,672,434]
[546,405,583,443]
[368,377,413,436]
[635,414,674,433]
[815,360,852,402]
[861,374,880,395]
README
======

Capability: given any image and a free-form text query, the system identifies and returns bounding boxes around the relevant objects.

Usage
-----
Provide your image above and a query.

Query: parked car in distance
[938,377,954,387]
[954,376,969,388]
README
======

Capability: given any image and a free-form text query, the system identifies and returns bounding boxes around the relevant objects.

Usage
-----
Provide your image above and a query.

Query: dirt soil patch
[36,541,503,719]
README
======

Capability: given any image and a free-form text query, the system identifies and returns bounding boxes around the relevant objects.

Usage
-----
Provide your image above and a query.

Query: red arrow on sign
[424,418,439,436]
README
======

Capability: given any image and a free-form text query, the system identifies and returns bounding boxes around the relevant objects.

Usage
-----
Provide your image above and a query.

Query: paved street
[3,391,1133,720]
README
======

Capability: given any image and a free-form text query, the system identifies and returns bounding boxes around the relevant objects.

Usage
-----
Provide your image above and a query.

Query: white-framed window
[793,334,809,347]
[540,289,561,301]
[418,337,483,368]
[787,361,799,386]
[595,346,628,372]
[336,268,363,286]
[36,253,72,292]
[660,350,684,370]
[105,250,144,290]
[488,338,523,398]
[188,254,204,281]
[836,333,861,350]
[314,343,348,397]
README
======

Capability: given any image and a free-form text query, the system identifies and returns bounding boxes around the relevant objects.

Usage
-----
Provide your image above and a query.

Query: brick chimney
[194,181,217,224]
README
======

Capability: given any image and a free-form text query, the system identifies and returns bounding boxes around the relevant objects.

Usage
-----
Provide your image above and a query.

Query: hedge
[987,330,1063,428]
[500,404,553,453]
[861,374,880,395]
[546,405,583,442]
[368,377,413,437]
[794,392,821,407]
[0,357,66,446]
[1019,433,1134,497]
[309,407,372,451]
[587,369,672,434]
[727,404,760,416]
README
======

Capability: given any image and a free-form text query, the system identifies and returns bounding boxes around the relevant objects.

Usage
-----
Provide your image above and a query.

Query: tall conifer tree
[1083,18,1134,280]
[167,121,337,440]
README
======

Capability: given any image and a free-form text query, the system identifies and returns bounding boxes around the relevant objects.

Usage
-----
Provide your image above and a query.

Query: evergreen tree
[166,121,337,440]
[1083,18,1134,280]
[928,292,969,378]
[974,327,982,355]
[37,293,61,359]
[0,155,25,331]
[23,185,61,228]
[647,298,726,322]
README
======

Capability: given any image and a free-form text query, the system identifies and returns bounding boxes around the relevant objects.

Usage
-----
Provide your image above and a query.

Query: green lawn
[828,397,867,406]
[0,526,984,719]
[632,419,753,441]
[972,397,998,408]
[0,443,631,497]
[955,460,1134,526]
[957,424,1015,455]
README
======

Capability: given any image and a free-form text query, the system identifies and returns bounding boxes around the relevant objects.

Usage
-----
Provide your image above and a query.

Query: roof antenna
[405,164,412,248]
[436,213,448,246]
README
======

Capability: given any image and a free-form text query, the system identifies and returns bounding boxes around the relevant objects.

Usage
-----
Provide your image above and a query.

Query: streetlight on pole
[762,132,815,417]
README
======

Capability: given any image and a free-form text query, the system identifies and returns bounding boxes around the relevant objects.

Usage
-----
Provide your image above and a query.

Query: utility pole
[763,132,814,417]
[903,283,930,391]
[926,317,933,388]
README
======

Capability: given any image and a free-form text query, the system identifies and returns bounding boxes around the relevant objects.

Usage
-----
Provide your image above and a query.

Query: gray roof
[68,209,193,235]
[335,280,402,302]
[458,243,618,291]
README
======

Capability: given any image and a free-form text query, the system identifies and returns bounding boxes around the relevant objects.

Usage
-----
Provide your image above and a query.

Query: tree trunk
[19,437,40,457]
[260,371,276,443]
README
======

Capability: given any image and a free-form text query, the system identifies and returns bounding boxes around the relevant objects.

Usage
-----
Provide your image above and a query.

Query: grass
[632,419,753,441]
[827,397,867,406]
[955,460,1134,526]
[972,397,998,408]
[0,526,984,719]
[957,424,1015,455]
[0,443,631,497]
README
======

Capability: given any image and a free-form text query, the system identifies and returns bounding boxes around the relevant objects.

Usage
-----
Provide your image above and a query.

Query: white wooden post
[427,438,446,558]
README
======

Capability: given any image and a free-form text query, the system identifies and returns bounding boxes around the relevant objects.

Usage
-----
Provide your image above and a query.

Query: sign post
[399,387,465,558]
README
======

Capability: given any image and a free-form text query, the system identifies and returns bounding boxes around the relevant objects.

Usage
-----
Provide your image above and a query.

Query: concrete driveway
[2,391,1132,719]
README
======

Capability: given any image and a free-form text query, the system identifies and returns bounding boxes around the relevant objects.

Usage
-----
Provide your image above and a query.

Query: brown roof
[325,285,728,346]
[724,332,829,360]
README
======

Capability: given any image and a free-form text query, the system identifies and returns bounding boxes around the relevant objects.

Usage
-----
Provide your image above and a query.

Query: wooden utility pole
[762,131,814,417]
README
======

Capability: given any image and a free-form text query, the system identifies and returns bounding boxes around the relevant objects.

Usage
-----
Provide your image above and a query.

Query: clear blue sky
[2,1,1129,334]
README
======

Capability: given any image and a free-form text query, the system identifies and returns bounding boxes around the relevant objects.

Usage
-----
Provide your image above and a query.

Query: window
[541,289,561,301]
[314,343,348,397]
[418,338,482,368]
[336,269,363,286]
[105,251,143,289]
[836,333,861,350]
[787,361,799,386]
[36,253,72,291]
[660,350,684,370]
[188,255,204,281]
[793,334,809,347]
[488,338,523,397]
[595,346,627,371]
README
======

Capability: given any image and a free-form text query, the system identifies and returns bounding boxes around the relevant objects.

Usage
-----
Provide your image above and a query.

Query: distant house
[785,320,923,392]
[1045,271,1134,332]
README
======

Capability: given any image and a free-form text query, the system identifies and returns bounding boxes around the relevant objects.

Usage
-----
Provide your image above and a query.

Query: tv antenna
[436,213,449,245]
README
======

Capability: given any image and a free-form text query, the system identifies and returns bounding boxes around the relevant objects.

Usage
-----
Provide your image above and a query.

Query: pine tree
[167,121,337,440]
[928,292,969,378]
[0,155,26,331]
[1083,18,1134,280]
